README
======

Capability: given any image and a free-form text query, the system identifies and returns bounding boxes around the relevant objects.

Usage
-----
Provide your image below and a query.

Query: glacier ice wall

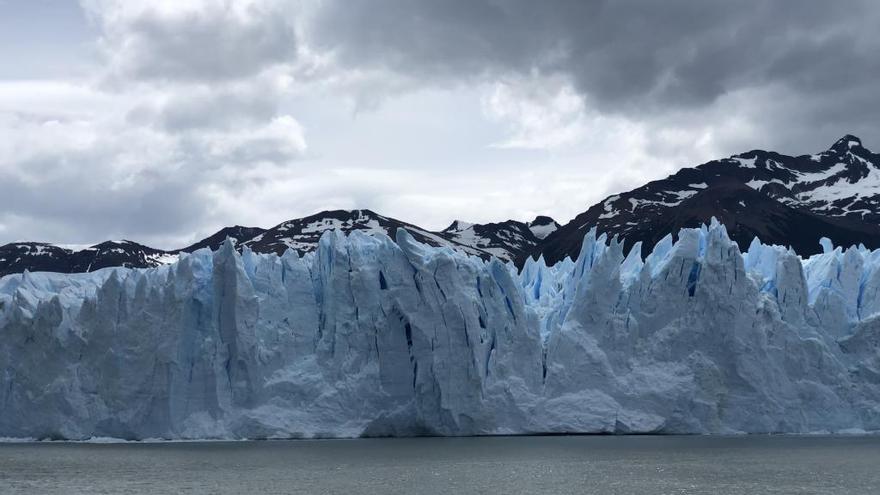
[2,221,880,439]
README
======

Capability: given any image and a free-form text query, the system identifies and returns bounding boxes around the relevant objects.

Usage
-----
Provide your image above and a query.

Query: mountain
[0,240,176,278]
[527,215,560,239]
[5,221,880,439]
[0,211,501,277]
[3,134,879,275]
[441,216,559,262]
[0,243,78,276]
[71,240,178,271]
[536,134,880,264]
[0,227,264,278]
[179,226,266,252]
[243,209,489,258]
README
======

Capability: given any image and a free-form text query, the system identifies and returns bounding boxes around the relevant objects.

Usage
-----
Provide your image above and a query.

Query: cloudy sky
[1,0,878,248]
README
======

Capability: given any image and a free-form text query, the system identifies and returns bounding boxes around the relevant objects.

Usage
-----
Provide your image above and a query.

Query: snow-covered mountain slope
[0,240,176,278]
[3,134,878,275]
[537,135,880,264]
[244,209,490,258]
[0,243,78,276]
[441,216,558,262]
[76,240,179,270]
[178,226,266,253]
[780,135,880,218]
[0,226,269,278]
[528,215,559,240]
[3,222,880,440]
[0,210,501,277]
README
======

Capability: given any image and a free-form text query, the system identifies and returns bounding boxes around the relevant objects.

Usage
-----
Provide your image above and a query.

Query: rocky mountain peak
[829,134,863,154]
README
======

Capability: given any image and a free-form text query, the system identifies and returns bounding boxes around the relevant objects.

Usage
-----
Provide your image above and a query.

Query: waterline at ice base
[3,219,880,440]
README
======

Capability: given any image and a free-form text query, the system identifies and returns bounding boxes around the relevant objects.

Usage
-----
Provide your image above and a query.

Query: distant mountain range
[2,135,879,277]
[538,134,880,264]
[0,210,558,277]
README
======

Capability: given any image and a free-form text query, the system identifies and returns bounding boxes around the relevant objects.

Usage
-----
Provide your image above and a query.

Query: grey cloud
[0,163,207,247]
[158,92,277,131]
[127,85,280,131]
[0,94,306,247]
[310,0,880,132]
[85,0,298,83]
[5,0,879,247]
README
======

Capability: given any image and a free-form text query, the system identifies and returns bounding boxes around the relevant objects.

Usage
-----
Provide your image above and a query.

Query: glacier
[2,220,880,440]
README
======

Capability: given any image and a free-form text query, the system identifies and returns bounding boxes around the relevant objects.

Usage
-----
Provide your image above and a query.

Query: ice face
[2,221,880,440]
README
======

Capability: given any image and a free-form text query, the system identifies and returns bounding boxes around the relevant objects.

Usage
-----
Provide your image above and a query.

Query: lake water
[1,435,878,494]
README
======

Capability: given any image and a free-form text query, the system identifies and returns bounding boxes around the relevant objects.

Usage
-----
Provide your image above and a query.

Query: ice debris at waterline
[2,220,880,440]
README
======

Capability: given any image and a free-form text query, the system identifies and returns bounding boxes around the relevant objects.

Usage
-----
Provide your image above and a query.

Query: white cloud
[0,2,313,246]
[81,0,299,83]
[0,77,307,247]
[194,115,307,163]
[481,77,591,150]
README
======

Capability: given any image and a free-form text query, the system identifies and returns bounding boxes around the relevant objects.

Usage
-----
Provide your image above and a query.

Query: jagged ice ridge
[2,220,880,440]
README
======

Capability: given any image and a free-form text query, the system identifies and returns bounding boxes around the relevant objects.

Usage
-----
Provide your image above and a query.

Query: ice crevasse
[2,219,880,440]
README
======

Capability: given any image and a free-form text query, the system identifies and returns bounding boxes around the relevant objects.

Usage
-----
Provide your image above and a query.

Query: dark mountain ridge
[534,134,880,264]
[2,134,878,277]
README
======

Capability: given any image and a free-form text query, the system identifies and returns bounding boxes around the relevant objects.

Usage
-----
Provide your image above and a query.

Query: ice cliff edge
[2,221,880,440]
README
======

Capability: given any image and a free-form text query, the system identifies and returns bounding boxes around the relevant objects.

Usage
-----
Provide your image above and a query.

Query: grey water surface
[1,435,878,494]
